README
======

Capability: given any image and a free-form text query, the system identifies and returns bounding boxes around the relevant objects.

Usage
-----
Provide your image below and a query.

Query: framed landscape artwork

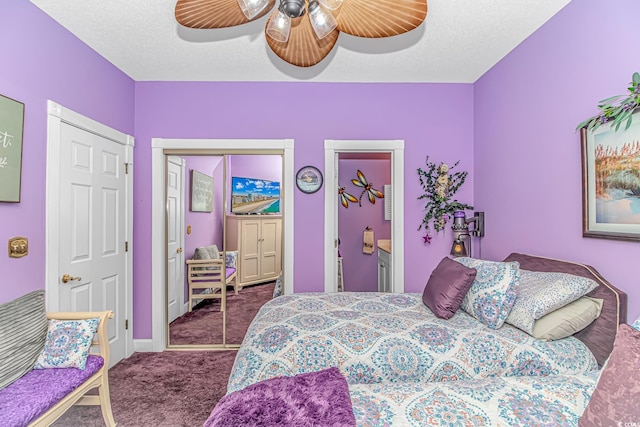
[0,94,25,203]
[581,112,640,241]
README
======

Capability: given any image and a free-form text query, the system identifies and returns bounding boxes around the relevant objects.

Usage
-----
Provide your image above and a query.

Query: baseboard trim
[133,339,156,353]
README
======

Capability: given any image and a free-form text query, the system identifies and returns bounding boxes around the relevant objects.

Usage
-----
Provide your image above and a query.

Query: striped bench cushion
[0,290,48,390]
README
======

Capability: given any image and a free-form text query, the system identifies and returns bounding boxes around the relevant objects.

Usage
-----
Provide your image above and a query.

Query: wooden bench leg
[98,374,117,427]
[222,291,226,345]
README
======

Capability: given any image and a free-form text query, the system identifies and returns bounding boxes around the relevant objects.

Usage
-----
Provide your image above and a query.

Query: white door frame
[45,100,134,358]
[151,138,295,351]
[324,140,404,293]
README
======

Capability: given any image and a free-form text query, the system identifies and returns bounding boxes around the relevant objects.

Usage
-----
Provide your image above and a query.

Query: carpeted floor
[53,351,238,427]
[170,282,275,345]
[53,282,274,427]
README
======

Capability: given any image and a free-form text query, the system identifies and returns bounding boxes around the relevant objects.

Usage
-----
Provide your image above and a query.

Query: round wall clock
[296,166,323,194]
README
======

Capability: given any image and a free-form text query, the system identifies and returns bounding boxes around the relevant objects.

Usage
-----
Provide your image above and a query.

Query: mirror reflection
[167,153,283,347]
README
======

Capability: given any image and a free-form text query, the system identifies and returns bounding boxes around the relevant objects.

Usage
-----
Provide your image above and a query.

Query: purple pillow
[422,257,477,319]
[579,324,640,426]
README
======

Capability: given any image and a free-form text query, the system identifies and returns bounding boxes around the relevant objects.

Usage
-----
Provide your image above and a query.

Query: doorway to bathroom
[324,139,405,294]
[336,152,391,292]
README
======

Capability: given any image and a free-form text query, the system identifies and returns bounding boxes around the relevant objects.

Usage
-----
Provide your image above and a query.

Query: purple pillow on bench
[422,257,477,319]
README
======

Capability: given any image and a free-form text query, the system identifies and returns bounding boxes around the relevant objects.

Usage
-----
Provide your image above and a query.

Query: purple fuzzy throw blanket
[204,368,356,427]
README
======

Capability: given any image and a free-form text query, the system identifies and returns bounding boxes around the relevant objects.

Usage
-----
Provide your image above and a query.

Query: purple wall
[338,159,391,292]
[8,0,635,341]
[474,0,640,321]
[183,155,224,301]
[0,1,134,304]
[134,82,474,338]
[12,0,634,340]
[184,156,225,258]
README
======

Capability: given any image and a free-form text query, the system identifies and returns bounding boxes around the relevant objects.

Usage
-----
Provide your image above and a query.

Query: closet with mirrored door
[165,152,284,349]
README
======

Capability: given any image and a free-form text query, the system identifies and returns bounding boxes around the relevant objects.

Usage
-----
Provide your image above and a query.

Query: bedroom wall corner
[0,0,134,305]
[473,0,640,320]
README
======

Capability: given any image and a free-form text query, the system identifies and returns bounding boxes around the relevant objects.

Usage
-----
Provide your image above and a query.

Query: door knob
[177,247,183,253]
[61,274,82,283]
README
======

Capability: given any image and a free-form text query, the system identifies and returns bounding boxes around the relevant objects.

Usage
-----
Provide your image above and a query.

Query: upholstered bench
[0,291,115,427]
[186,245,239,312]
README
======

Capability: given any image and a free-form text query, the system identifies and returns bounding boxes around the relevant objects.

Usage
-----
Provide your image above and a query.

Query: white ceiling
[29,0,571,83]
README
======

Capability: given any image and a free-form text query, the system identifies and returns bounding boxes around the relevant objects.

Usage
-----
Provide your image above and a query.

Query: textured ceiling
[29,0,571,83]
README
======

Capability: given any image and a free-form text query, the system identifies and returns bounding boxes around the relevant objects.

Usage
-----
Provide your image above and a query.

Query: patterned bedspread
[228,293,598,393]
[349,371,598,426]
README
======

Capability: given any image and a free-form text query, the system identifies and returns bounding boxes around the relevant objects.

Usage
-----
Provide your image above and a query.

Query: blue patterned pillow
[273,272,283,298]
[632,316,640,332]
[505,270,598,335]
[225,250,238,268]
[453,257,520,329]
[33,318,99,370]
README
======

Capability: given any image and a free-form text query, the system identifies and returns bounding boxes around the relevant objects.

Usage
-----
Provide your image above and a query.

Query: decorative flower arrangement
[417,157,473,243]
[577,72,640,132]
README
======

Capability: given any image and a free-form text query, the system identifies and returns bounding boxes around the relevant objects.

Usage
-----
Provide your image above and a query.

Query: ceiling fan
[174,0,428,67]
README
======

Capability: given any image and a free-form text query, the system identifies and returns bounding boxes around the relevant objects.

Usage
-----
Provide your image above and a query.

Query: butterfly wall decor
[351,169,384,207]
[338,185,358,208]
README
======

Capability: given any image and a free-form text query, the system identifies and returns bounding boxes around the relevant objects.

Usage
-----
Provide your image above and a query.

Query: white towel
[363,229,374,255]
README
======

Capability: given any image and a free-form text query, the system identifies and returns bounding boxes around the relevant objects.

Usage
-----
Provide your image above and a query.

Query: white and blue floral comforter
[349,371,598,426]
[228,293,597,393]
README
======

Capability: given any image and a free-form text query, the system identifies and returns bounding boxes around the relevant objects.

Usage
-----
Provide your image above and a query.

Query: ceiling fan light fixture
[237,0,271,20]
[280,0,306,18]
[308,0,337,40]
[175,0,428,68]
[266,6,291,43]
[318,0,343,11]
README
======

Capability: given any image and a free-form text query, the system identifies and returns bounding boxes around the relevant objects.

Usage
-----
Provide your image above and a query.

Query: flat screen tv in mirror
[231,176,281,214]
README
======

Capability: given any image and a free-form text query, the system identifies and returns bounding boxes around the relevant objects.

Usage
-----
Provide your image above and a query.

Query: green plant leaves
[417,157,473,235]
[577,72,640,132]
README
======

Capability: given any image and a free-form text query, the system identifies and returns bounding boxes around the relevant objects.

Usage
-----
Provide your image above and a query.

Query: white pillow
[194,245,219,260]
[505,270,598,334]
[531,296,603,341]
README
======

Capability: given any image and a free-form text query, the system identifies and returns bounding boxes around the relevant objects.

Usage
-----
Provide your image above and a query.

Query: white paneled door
[166,157,185,324]
[58,122,127,365]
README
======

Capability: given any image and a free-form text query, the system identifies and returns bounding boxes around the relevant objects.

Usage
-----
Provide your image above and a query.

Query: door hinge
[125,319,129,330]
[125,163,129,174]
[125,241,129,252]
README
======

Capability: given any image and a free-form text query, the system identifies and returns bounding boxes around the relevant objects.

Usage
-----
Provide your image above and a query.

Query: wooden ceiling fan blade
[265,15,339,67]
[336,0,427,38]
[175,0,275,29]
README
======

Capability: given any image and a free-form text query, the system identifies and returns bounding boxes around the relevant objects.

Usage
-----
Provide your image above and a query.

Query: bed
[214,253,628,426]
[228,292,597,393]
[348,371,599,426]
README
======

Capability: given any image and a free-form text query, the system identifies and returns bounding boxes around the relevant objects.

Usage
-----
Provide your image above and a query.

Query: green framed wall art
[0,94,25,203]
